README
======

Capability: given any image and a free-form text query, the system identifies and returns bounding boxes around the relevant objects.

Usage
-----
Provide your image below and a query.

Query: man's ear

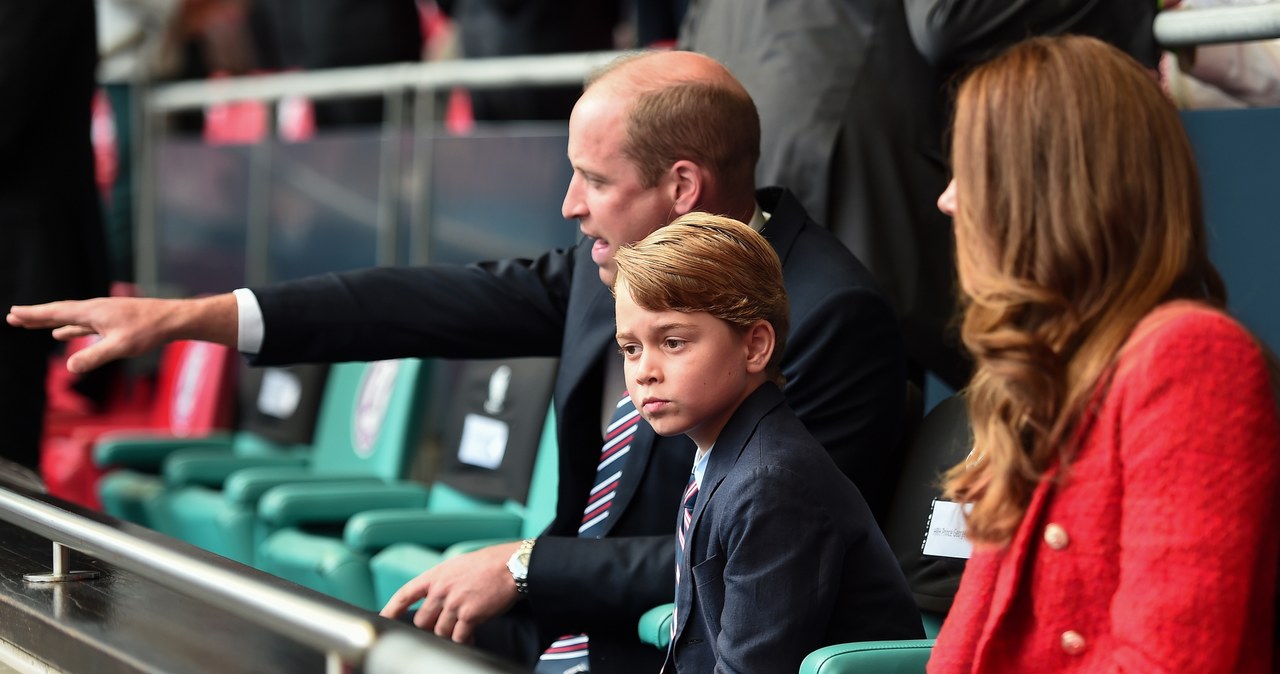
[667,159,705,216]
[744,320,775,375]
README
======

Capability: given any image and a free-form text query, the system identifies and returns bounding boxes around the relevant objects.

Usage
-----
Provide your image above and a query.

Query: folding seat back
[306,358,430,480]
[232,363,330,454]
[883,393,972,633]
[159,358,431,564]
[256,357,558,609]
[96,363,329,525]
[424,358,560,514]
[41,339,237,509]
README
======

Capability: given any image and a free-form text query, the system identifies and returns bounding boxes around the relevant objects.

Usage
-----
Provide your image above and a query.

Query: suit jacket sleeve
[248,246,578,365]
[1106,313,1279,672]
[526,534,674,635]
[903,0,1159,71]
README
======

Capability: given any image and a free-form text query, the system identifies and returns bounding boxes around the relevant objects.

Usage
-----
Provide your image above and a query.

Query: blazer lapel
[558,276,615,406]
[755,187,803,265]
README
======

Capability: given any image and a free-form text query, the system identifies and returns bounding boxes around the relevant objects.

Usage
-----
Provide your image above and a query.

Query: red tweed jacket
[930,303,1280,673]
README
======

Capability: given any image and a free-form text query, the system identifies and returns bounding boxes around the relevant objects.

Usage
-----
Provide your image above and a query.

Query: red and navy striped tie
[536,392,639,673]
[670,473,699,644]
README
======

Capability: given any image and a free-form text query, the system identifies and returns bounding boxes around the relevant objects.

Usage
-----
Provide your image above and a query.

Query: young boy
[612,214,922,673]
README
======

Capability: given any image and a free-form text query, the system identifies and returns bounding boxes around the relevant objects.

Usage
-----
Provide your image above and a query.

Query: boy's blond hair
[612,212,789,386]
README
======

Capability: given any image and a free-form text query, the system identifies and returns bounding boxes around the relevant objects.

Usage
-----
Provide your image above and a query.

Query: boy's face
[614,280,768,452]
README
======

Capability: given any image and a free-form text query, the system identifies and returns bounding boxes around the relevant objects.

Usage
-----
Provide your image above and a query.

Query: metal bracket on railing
[24,542,100,583]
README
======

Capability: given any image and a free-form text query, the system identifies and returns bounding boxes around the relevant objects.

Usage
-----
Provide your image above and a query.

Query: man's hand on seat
[380,541,522,644]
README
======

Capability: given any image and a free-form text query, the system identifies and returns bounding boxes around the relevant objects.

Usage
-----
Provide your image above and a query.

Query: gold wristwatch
[506,538,536,594]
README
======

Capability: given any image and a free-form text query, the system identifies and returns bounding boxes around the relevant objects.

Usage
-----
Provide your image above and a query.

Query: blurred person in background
[254,0,422,128]
[0,2,110,471]
[681,0,1168,394]
[438,0,623,121]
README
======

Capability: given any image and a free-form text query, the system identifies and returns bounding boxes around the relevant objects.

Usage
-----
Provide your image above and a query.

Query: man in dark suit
[0,2,110,470]
[9,51,905,673]
[680,0,1163,391]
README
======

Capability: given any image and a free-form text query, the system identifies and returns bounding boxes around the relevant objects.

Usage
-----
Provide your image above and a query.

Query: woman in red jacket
[929,35,1280,673]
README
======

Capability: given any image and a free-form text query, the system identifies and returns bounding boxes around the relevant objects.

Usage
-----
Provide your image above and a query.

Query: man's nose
[562,174,586,220]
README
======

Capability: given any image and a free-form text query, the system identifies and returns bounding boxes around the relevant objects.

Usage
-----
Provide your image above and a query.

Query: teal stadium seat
[157,359,431,564]
[800,640,937,674]
[254,358,558,610]
[96,364,329,528]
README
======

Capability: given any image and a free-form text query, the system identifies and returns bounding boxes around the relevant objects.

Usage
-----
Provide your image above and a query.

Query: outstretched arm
[7,294,239,373]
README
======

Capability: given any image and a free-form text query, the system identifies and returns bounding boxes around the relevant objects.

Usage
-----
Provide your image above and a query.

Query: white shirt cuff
[232,288,265,354]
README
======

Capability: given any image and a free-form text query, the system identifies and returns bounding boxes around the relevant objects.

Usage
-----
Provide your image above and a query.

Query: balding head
[580,51,761,207]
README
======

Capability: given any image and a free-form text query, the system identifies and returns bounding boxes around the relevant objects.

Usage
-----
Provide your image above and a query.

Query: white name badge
[458,413,510,469]
[922,499,973,559]
[257,368,303,419]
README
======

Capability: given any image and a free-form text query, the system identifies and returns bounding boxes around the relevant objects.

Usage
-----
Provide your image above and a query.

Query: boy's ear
[744,320,775,375]
[667,159,705,216]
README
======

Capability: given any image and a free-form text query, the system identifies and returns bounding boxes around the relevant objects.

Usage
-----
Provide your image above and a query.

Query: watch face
[508,551,529,579]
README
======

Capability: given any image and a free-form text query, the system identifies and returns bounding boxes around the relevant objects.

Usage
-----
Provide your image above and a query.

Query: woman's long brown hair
[942,35,1226,545]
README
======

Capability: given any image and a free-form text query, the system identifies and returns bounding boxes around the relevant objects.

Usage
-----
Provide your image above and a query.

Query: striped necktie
[670,473,699,643]
[536,392,639,673]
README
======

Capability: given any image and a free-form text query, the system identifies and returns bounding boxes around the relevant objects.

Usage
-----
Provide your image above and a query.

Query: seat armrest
[94,433,236,470]
[222,469,382,506]
[638,604,674,650]
[799,639,935,674]
[164,452,309,488]
[258,482,430,527]
[344,509,523,552]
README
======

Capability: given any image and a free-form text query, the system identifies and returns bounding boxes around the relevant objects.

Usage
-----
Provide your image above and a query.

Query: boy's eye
[663,338,685,350]
[618,344,640,357]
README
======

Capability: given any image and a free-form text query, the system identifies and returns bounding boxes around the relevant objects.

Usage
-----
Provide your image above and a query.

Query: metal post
[135,87,159,295]
[408,86,438,267]
[24,542,99,583]
[326,651,343,674]
[245,104,276,286]
[377,89,406,267]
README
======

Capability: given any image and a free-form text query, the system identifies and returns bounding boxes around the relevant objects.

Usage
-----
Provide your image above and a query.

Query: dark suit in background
[668,384,921,673]
[0,2,109,470]
[680,0,964,388]
[254,0,422,127]
[437,0,622,121]
[680,0,1162,391]
[904,0,1160,82]
[248,187,905,672]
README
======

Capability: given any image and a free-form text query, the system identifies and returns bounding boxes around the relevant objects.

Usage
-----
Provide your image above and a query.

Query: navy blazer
[667,384,922,673]
[250,187,905,672]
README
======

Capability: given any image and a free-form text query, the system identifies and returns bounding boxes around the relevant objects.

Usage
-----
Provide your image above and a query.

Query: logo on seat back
[483,365,513,415]
[171,342,212,435]
[352,360,401,458]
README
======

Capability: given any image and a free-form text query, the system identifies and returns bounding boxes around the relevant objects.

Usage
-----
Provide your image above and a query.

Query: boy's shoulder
[715,390,859,503]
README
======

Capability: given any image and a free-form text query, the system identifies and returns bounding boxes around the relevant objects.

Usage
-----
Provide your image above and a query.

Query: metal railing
[136,51,624,293]
[0,482,522,674]
[1153,3,1280,48]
